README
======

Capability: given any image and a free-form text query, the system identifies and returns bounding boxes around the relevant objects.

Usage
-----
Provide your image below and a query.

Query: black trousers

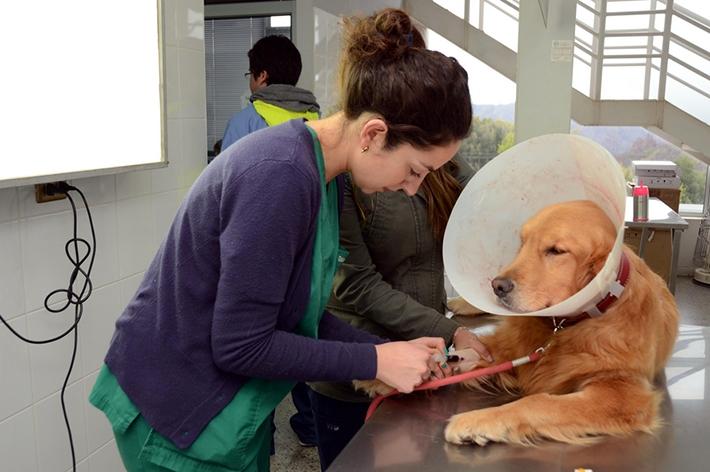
[308,389,370,471]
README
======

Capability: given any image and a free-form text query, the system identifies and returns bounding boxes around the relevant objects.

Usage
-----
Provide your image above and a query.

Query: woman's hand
[453,327,493,363]
[374,339,444,393]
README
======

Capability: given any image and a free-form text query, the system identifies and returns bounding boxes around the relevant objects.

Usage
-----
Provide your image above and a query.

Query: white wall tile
[34,383,88,472]
[82,373,113,455]
[116,196,157,277]
[21,212,75,312]
[0,187,19,222]
[119,273,145,307]
[77,203,120,292]
[87,441,123,472]
[65,460,89,472]
[78,284,121,377]
[165,46,181,119]
[152,190,183,249]
[180,118,208,187]
[17,185,73,219]
[0,409,38,472]
[177,0,205,51]
[69,176,117,208]
[178,48,207,119]
[0,221,25,319]
[116,169,152,201]
[26,305,84,402]
[0,316,32,421]
[21,204,118,312]
[151,119,183,193]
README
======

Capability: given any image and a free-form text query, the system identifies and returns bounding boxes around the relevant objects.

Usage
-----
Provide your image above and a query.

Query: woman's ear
[359,118,388,152]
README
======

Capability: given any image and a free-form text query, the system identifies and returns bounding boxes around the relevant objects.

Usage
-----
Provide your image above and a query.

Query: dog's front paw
[447,297,485,316]
[353,379,395,397]
[445,409,517,446]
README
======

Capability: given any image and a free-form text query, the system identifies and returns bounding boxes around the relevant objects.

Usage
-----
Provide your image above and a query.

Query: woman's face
[351,140,461,196]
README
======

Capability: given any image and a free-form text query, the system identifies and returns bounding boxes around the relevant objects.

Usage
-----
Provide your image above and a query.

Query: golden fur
[357,200,679,446]
[444,200,679,446]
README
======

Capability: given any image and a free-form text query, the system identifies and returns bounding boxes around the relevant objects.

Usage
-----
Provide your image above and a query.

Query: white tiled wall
[0,1,206,470]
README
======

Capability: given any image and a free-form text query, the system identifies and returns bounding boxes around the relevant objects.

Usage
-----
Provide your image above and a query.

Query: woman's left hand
[453,327,494,363]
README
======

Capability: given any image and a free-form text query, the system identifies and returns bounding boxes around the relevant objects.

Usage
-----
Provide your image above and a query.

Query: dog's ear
[577,228,614,289]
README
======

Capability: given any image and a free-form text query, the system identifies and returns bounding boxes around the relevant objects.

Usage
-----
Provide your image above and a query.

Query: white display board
[0,0,165,189]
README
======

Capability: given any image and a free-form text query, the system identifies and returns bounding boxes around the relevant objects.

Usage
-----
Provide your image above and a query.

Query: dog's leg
[447,297,486,316]
[445,376,661,446]
[353,379,395,397]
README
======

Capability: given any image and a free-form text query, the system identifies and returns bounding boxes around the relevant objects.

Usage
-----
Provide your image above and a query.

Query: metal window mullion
[644,0,657,99]
[664,71,710,99]
[576,36,594,51]
[604,30,664,37]
[482,0,517,21]
[667,54,710,82]
[576,19,598,35]
[591,0,606,100]
[669,33,710,62]
[658,0,674,102]
[574,53,593,66]
[603,61,647,67]
[673,4,710,31]
[605,9,667,16]
[575,41,597,58]
[604,53,661,59]
[577,1,599,16]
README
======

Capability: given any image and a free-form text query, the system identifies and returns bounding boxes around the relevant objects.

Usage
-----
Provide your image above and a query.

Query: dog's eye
[545,246,566,256]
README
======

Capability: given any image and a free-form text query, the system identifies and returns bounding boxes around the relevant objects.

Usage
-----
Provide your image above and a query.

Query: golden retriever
[444,200,679,446]
[357,200,679,447]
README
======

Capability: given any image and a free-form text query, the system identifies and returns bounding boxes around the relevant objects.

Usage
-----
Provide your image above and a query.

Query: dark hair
[339,9,472,149]
[248,35,302,85]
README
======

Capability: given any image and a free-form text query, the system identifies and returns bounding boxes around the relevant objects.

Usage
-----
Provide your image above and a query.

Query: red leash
[365,349,543,421]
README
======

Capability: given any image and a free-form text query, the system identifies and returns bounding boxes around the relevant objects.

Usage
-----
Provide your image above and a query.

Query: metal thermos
[632,181,649,222]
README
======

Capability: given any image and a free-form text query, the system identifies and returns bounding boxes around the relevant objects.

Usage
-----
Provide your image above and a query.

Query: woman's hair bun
[342,8,424,63]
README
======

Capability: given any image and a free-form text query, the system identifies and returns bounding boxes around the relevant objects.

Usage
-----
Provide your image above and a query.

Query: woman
[307,161,494,468]
[306,14,492,469]
[90,8,473,472]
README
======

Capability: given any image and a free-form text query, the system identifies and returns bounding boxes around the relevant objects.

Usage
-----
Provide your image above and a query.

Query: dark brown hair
[343,9,469,239]
[339,8,472,149]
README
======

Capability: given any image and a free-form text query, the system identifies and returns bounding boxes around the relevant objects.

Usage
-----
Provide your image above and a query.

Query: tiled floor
[270,276,710,471]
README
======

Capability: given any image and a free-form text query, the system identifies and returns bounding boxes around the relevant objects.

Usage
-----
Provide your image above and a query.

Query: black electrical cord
[0,182,95,472]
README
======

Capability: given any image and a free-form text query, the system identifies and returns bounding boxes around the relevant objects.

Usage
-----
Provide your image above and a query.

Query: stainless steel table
[329,324,710,472]
[624,196,688,294]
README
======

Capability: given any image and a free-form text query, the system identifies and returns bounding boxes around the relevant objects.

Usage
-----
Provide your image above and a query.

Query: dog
[358,200,679,446]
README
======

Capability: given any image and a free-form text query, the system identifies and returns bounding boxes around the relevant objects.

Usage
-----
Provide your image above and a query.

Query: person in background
[90,8,475,472]
[306,23,492,471]
[220,34,320,153]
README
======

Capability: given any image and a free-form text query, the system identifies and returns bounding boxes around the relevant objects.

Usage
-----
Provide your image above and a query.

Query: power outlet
[35,182,68,203]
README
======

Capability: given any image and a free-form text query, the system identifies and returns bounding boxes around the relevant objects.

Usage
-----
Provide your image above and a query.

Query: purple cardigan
[105,120,382,449]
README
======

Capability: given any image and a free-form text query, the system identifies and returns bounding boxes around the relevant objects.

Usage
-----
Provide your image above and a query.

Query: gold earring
[361,146,369,153]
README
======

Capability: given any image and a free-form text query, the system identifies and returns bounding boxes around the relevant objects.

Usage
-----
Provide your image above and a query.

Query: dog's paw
[353,379,395,397]
[447,297,485,316]
[445,409,520,446]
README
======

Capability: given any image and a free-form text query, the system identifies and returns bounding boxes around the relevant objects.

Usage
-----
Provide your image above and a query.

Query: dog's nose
[492,277,515,298]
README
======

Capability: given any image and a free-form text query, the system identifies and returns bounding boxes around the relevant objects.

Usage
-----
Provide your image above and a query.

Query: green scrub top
[89,125,345,471]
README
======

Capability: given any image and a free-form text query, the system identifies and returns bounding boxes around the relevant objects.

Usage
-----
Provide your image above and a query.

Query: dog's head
[492,200,617,312]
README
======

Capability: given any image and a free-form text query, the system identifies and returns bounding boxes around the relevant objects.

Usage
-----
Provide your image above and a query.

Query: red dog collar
[543,251,632,329]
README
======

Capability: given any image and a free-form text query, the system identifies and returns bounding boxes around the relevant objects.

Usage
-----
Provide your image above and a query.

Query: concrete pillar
[514,0,577,142]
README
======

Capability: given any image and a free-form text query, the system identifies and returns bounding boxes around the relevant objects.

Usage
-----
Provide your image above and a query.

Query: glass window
[572,124,708,214]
